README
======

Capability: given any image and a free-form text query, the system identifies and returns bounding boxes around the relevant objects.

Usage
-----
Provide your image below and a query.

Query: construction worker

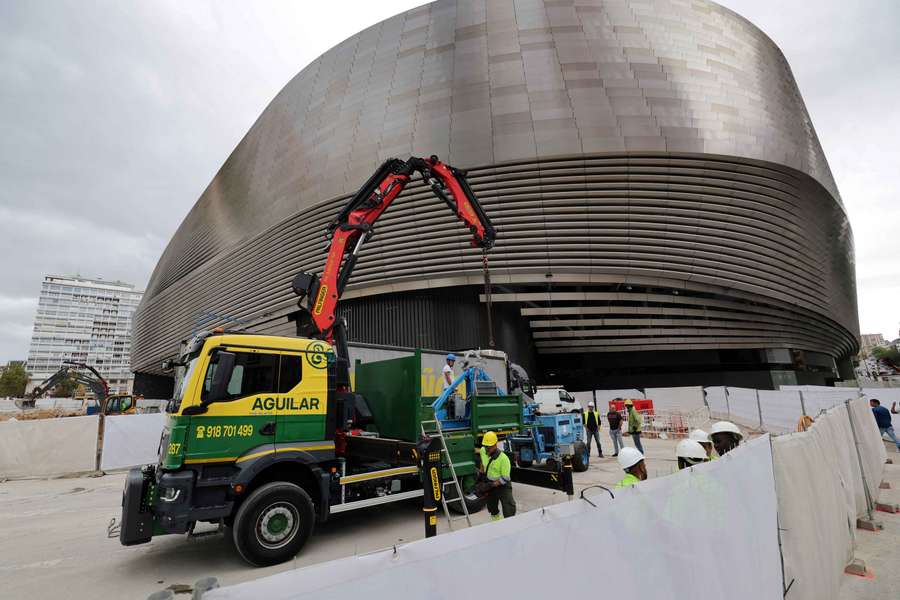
[477,431,516,520]
[675,439,709,470]
[709,421,743,456]
[624,399,644,454]
[689,428,715,460]
[607,403,624,457]
[442,354,456,390]
[583,402,603,458]
[615,447,647,488]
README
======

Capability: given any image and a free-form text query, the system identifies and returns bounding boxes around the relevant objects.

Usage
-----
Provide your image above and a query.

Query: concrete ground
[1,434,897,599]
[838,443,900,599]
[0,435,682,599]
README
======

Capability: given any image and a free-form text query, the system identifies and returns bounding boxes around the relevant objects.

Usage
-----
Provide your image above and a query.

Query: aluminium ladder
[420,418,473,530]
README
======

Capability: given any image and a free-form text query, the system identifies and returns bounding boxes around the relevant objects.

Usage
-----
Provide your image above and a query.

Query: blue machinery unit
[507,403,589,472]
[432,366,589,473]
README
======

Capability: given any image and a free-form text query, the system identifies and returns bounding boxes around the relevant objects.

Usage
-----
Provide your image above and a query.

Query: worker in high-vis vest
[624,399,644,454]
[477,431,516,521]
[689,428,715,460]
[614,447,647,488]
[582,402,604,458]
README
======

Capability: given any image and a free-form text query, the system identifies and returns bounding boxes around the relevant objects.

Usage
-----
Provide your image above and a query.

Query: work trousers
[609,428,624,454]
[585,428,603,456]
[880,426,900,450]
[486,483,517,518]
[630,431,645,454]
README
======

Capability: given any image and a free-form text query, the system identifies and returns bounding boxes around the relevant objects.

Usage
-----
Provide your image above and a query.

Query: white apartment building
[26,275,143,396]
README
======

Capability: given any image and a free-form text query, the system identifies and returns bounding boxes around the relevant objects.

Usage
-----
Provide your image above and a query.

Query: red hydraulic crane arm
[291,155,496,347]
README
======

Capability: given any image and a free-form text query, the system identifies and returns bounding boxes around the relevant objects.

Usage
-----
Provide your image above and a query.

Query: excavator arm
[290,155,496,387]
[17,361,110,410]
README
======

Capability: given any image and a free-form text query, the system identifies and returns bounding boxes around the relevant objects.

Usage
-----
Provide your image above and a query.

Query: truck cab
[120,330,341,566]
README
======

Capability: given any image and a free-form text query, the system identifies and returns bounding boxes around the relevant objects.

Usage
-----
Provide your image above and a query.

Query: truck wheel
[232,482,315,567]
[572,441,589,472]
[516,457,533,468]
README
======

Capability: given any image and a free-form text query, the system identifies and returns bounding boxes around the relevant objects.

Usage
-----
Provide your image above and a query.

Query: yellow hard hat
[624,398,634,406]
[482,431,498,447]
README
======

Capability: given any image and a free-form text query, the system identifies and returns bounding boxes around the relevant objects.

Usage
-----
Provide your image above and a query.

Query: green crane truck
[118,156,545,566]
[118,334,525,565]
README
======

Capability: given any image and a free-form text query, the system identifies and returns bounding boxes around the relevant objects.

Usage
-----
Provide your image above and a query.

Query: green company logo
[305,341,330,369]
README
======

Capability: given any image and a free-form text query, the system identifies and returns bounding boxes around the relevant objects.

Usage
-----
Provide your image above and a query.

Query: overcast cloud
[0,0,897,363]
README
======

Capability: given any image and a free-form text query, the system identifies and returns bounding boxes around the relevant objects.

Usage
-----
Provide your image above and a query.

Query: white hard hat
[617,447,644,470]
[676,439,708,460]
[689,429,710,444]
[710,421,743,439]
[587,402,595,407]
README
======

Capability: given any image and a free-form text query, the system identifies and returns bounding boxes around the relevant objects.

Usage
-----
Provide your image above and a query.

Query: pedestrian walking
[625,399,644,454]
[871,398,900,452]
[607,403,625,457]
[582,402,603,457]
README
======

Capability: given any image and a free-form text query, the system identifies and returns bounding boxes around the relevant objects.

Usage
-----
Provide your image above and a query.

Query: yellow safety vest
[615,473,641,488]
[583,410,601,428]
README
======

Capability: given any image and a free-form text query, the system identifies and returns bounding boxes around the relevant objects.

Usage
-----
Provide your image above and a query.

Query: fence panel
[643,386,705,412]
[0,415,99,478]
[725,387,760,428]
[704,386,729,418]
[101,413,167,471]
[758,391,803,432]
[208,436,782,600]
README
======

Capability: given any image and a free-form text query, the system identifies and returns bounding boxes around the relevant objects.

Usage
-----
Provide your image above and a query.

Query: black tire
[572,441,589,472]
[516,457,533,468]
[445,481,486,515]
[232,482,315,567]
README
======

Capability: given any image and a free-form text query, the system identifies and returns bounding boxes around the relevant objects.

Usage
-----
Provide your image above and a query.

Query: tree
[51,375,78,398]
[0,362,29,397]
[872,346,900,370]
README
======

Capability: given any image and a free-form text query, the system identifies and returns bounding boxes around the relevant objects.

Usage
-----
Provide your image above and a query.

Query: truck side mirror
[207,351,236,403]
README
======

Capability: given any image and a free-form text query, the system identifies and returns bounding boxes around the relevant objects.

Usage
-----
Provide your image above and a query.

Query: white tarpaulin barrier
[704,386,728,417]
[0,415,99,478]
[644,386,705,412]
[846,398,888,506]
[758,390,803,432]
[725,387,760,427]
[771,397,886,600]
[209,436,782,600]
[101,413,167,471]
[861,387,900,404]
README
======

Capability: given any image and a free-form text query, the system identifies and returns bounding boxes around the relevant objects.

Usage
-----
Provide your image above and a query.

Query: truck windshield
[167,357,199,413]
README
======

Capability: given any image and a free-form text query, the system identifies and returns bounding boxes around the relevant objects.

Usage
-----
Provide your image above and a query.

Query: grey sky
[0,0,897,363]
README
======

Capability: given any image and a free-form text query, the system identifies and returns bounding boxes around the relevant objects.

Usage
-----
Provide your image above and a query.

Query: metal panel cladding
[132,0,859,374]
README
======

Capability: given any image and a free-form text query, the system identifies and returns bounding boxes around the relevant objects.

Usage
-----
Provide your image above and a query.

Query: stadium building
[132,0,858,395]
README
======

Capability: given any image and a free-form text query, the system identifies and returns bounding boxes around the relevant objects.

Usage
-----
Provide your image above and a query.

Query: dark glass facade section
[132,0,859,387]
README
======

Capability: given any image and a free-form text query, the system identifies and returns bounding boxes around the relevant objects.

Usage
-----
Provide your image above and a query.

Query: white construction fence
[210,436,783,600]
[0,412,165,479]
[207,397,887,600]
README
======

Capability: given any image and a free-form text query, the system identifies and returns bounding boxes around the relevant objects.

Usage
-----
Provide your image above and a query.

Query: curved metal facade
[133,0,858,380]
